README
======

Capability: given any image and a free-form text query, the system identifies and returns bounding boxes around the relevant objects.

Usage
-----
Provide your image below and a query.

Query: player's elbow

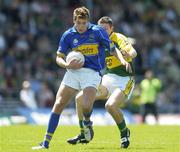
[56,56,63,64]
[56,56,63,67]
[56,56,59,64]
[131,47,137,58]
[56,51,65,64]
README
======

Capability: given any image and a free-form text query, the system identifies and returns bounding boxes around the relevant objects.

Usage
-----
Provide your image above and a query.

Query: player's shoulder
[91,24,106,32]
[88,24,107,38]
[92,24,103,30]
[61,27,76,37]
[113,32,128,40]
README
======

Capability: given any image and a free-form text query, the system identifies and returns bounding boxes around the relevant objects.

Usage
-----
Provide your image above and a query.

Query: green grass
[0,125,180,152]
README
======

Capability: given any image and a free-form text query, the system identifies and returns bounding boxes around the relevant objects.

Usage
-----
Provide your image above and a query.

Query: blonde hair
[73,6,90,21]
[98,16,113,27]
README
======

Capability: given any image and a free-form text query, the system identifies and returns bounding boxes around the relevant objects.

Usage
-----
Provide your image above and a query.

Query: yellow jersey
[105,32,135,76]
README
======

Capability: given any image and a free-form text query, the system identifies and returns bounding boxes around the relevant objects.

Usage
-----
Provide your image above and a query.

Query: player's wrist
[56,57,68,69]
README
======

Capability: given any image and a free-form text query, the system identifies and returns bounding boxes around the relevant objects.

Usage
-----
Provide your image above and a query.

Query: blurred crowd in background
[0,0,179,113]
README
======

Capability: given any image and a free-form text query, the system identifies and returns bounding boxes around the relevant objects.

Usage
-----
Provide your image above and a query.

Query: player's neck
[109,31,114,37]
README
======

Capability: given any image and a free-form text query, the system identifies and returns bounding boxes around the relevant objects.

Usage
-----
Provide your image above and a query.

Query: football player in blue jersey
[32,6,130,150]
[67,16,137,148]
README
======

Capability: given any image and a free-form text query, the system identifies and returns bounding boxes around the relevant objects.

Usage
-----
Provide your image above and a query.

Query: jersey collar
[72,23,93,33]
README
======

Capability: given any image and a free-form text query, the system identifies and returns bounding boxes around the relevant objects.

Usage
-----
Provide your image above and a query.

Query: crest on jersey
[73,39,78,46]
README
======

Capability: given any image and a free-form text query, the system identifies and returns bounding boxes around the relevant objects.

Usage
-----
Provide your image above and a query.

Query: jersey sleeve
[116,34,132,52]
[98,27,115,52]
[57,31,70,57]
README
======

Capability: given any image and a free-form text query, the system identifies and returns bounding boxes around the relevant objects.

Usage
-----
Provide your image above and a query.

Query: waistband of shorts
[106,73,135,79]
[68,68,98,73]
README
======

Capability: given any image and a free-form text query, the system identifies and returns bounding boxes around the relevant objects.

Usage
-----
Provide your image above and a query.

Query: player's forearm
[112,47,126,63]
[56,56,68,68]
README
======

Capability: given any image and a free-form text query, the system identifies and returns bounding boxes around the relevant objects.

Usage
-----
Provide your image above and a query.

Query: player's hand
[66,59,84,69]
[121,60,132,73]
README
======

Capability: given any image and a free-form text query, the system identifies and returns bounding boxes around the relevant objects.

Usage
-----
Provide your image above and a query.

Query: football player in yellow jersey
[67,16,137,148]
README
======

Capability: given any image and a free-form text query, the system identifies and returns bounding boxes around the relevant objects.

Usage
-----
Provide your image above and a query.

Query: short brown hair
[98,16,113,26]
[73,6,90,21]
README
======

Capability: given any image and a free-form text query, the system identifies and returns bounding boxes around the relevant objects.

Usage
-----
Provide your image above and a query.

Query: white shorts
[61,68,101,90]
[101,73,135,100]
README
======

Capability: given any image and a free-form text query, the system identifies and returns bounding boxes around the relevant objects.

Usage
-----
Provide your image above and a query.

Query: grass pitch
[0,125,179,152]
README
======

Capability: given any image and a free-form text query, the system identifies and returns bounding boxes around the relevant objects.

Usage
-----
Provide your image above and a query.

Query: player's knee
[105,102,115,112]
[97,86,108,99]
[103,88,109,99]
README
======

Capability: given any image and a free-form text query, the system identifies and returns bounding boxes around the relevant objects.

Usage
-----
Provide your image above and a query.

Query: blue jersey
[57,23,115,72]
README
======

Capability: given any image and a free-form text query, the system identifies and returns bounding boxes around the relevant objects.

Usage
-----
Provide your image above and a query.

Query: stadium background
[0,0,180,126]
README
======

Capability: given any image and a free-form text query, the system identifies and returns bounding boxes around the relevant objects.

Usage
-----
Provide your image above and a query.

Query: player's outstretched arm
[112,48,132,73]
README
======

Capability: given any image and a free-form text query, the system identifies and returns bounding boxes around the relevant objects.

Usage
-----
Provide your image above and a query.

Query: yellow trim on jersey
[72,44,99,55]
[123,78,134,96]
[56,51,65,58]
[106,56,132,69]
[110,32,132,61]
